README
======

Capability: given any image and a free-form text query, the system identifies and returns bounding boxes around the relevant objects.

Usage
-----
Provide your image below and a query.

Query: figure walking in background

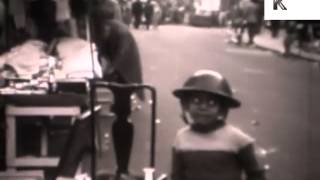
[240,0,260,46]
[229,3,245,44]
[131,0,143,29]
[283,21,297,56]
[152,0,162,29]
[171,70,266,180]
[120,0,133,26]
[143,0,154,30]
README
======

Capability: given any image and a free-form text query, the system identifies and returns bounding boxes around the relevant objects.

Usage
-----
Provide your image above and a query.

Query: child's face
[183,92,222,126]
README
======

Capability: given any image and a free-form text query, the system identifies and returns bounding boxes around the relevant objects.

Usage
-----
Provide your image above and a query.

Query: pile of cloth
[0,37,102,80]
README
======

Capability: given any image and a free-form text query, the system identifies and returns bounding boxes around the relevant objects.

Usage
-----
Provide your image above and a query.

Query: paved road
[103,25,320,180]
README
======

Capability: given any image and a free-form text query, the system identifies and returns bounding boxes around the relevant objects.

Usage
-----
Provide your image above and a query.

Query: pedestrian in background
[131,0,143,29]
[120,0,133,26]
[144,0,154,30]
[283,21,297,56]
[229,3,245,44]
[152,0,162,29]
[171,70,266,180]
[240,0,260,45]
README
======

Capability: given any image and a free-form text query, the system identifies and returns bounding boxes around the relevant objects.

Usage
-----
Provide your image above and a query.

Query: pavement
[255,29,320,62]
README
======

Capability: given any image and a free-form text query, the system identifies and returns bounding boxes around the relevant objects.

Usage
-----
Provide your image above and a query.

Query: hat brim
[173,88,241,108]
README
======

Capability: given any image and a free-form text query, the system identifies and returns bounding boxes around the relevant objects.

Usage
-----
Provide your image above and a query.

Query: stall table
[1,93,87,169]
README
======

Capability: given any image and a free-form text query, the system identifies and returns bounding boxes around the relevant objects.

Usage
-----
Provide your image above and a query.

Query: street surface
[101,25,320,180]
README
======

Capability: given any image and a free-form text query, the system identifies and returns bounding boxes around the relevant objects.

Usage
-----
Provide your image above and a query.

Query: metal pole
[148,86,157,168]
[87,0,97,178]
[89,79,97,180]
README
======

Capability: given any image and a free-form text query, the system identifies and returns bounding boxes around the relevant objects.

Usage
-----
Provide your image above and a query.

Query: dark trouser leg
[236,25,245,44]
[145,16,152,30]
[55,118,92,178]
[112,118,133,174]
[271,20,280,38]
[134,15,141,29]
[134,16,138,28]
[248,23,257,45]
[111,88,133,175]
[284,33,295,55]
